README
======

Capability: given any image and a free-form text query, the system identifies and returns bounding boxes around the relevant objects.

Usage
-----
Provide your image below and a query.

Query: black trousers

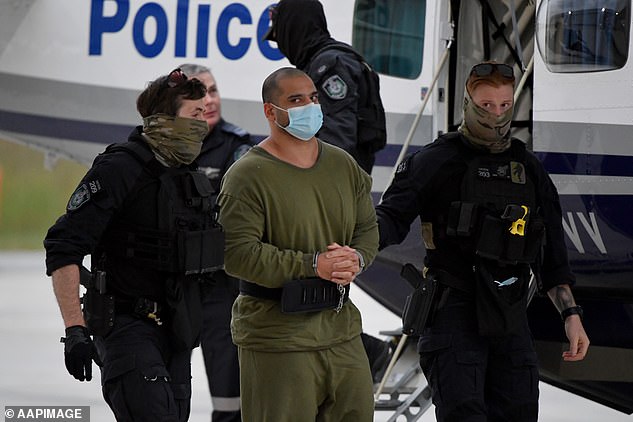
[417,290,539,422]
[200,275,241,422]
[96,315,192,422]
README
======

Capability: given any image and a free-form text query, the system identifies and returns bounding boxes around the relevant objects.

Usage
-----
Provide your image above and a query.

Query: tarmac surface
[1,251,630,421]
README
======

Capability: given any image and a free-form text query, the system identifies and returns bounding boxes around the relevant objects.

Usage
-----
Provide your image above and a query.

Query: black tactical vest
[446,139,544,265]
[100,141,224,276]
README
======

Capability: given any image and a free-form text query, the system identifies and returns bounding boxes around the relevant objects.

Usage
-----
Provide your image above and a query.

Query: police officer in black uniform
[44,68,222,421]
[264,0,385,175]
[376,62,590,421]
[179,63,253,422]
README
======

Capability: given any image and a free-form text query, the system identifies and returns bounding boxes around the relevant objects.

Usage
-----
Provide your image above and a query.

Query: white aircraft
[1,0,632,419]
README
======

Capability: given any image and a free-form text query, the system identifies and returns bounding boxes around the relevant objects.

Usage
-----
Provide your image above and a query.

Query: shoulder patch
[396,159,408,175]
[233,144,251,161]
[322,75,348,100]
[67,179,104,211]
[67,184,91,211]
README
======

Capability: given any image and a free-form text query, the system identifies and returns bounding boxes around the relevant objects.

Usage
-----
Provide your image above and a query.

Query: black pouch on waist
[280,278,349,314]
[474,259,529,336]
[401,264,440,336]
[81,270,115,337]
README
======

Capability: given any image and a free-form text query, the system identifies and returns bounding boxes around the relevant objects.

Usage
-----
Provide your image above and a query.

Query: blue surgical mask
[271,102,323,141]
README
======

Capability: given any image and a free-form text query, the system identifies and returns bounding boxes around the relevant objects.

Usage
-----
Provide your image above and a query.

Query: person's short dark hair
[137,68,207,118]
[261,67,309,103]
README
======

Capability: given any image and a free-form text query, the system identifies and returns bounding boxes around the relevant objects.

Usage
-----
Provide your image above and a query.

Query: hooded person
[376,62,589,421]
[264,0,386,175]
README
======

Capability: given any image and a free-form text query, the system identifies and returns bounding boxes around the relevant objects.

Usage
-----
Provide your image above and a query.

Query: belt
[115,296,164,326]
[239,279,350,313]
[432,269,475,296]
[239,280,282,300]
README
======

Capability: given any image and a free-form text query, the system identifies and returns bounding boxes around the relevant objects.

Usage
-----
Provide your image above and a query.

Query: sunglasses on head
[470,63,514,79]
[166,68,188,88]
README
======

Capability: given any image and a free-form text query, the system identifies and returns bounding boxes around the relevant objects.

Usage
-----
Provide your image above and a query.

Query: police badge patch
[322,75,347,100]
[67,184,91,211]
[66,178,103,211]
[510,161,526,184]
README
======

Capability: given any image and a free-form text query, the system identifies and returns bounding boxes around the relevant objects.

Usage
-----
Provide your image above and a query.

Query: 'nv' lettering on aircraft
[563,212,607,254]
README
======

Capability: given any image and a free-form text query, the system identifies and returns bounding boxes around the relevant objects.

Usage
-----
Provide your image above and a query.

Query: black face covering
[273,0,336,68]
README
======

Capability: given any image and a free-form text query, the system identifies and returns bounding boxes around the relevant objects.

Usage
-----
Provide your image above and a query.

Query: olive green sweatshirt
[218,140,379,351]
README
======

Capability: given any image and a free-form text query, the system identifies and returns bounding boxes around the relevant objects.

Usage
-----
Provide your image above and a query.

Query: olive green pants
[238,336,374,422]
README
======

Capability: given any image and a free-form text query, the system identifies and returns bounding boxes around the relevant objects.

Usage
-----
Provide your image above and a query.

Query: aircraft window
[537,0,629,72]
[352,0,425,79]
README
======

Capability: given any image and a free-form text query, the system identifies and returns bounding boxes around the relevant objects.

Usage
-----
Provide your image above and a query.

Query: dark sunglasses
[470,63,514,79]
[166,68,188,88]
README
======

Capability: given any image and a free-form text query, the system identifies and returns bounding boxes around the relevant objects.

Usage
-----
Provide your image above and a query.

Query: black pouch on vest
[280,278,349,314]
[178,227,225,275]
[165,276,202,351]
[476,215,545,264]
[523,219,546,262]
[475,215,506,261]
[446,201,478,237]
[401,264,440,336]
[475,260,529,336]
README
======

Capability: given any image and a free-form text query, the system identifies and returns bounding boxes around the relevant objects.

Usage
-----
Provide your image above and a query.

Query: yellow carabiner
[509,205,529,236]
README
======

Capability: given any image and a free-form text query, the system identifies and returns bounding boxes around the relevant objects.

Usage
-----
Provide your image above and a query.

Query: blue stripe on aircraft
[535,151,633,177]
[3,109,633,178]
[375,145,422,167]
[0,109,134,144]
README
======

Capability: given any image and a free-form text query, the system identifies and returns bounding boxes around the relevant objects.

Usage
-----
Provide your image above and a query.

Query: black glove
[61,325,102,382]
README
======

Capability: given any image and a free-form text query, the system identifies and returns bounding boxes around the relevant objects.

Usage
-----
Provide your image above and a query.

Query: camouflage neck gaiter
[458,88,513,154]
[142,114,208,167]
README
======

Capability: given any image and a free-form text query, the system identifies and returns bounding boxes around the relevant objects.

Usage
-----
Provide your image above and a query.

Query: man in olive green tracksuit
[218,67,378,421]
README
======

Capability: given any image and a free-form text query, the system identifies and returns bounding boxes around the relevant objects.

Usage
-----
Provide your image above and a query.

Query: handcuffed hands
[316,243,361,285]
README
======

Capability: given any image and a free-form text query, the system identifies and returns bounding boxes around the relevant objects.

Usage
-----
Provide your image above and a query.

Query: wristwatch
[561,305,583,322]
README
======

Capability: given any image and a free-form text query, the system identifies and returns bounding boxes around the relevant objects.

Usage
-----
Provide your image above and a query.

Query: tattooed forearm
[547,284,577,313]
